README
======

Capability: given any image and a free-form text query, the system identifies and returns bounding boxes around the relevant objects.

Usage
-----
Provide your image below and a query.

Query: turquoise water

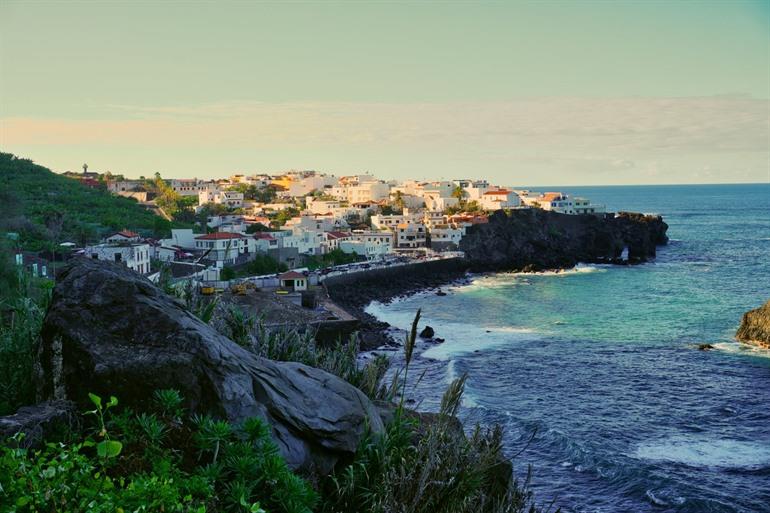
[366,184,770,513]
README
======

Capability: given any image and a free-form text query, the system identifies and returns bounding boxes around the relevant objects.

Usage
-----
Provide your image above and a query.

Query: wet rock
[736,300,770,349]
[697,343,715,351]
[419,326,435,339]
[436,290,447,296]
[38,258,383,474]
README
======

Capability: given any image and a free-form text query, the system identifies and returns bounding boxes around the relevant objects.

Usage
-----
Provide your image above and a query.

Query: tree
[43,209,65,274]
[451,185,467,201]
[220,267,236,281]
[392,190,406,211]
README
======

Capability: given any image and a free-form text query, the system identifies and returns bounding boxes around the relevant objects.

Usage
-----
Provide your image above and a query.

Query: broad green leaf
[88,393,102,409]
[107,396,119,408]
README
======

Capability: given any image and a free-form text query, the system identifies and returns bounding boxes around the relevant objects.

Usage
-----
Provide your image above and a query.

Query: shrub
[0,259,52,415]
[0,391,315,513]
[217,309,391,401]
[320,311,544,513]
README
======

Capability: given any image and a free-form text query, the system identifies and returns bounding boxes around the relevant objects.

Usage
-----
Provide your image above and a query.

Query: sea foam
[634,436,770,470]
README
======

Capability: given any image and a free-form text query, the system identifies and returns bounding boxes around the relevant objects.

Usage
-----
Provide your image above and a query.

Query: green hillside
[0,152,173,250]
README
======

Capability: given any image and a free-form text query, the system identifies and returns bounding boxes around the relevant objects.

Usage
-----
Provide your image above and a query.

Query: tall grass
[0,251,52,415]
[215,306,391,401]
[321,310,546,513]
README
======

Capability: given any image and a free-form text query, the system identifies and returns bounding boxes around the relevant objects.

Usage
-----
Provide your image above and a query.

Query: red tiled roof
[110,230,140,238]
[195,232,245,240]
[540,192,563,202]
[483,190,511,195]
[253,233,276,240]
[278,271,305,280]
[326,231,351,240]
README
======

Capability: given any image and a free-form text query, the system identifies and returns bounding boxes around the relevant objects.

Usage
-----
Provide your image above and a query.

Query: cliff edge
[736,300,770,349]
[460,209,668,272]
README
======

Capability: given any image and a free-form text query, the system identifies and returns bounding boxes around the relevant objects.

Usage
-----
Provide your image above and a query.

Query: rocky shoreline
[324,259,470,350]
[325,209,670,350]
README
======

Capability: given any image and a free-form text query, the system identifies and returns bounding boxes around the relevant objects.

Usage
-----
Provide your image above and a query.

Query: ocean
[365,184,770,513]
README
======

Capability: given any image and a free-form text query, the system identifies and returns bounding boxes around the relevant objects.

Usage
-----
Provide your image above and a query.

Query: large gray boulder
[36,258,383,474]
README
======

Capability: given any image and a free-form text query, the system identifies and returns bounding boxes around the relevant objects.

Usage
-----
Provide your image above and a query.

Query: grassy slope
[0,152,172,248]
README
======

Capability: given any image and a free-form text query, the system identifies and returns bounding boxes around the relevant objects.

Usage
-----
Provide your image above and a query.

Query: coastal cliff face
[460,209,669,272]
[736,300,770,349]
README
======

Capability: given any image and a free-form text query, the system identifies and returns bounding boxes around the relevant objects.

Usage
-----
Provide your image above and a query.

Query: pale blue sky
[1,0,768,184]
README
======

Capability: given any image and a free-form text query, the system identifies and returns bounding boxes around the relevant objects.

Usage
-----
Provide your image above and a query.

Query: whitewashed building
[85,243,152,274]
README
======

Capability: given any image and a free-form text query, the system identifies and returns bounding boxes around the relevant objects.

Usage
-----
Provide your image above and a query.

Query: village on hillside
[54,165,607,292]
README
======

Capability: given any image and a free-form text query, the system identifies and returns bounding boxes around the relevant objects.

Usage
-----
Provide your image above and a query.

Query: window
[114,253,122,263]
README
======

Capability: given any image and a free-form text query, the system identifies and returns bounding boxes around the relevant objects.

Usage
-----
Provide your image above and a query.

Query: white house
[573,197,606,215]
[253,232,279,252]
[194,232,248,266]
[170,179,202,197]
[105,230,141,244]
[479,189,521,211]
[85,242,152,274]
[395,222,427,249]
[198,190,244,208]
[341,230,394,259]
[429,225,464,251]
[371,210,423,230]
[278,271,308,291]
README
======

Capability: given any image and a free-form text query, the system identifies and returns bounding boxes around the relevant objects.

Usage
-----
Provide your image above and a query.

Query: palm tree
[451,185,467,201]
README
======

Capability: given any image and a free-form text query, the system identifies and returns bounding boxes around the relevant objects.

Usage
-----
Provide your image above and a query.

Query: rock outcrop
[36,258,383,474]
[0,400,78,448]
[460,209,669,272]
[419,326,435,339]
[736,300,770,349]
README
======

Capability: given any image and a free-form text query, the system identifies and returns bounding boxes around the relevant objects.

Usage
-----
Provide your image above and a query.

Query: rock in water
[419,326,435,338]
[37,258,383,474]
[736,300,770,349]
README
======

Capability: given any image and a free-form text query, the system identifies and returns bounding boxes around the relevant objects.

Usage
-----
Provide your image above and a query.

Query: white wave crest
[712,341,770,359]
[634,436,770,469]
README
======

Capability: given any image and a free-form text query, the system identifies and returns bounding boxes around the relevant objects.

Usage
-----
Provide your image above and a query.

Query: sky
[1,0,768,185]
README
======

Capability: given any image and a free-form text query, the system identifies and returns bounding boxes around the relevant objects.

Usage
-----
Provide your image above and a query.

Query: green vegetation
[445,200,484,215]
[303,249,359,270]
[0,153,179,249]
[228,183,279,204]
[153,173,198,223]
[1,250,544,513]
[321,312,538,513]
[0,390,315,513]
[0,247,52,415]
[271,207,301,228]
[215,309,391,401]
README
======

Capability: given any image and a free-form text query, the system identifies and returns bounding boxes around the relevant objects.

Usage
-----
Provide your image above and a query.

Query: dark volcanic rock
[37,258,383,474]
[460,209,668,272]
[736,300,770,349]
[0,400,78,448]
[419,326,435,339]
